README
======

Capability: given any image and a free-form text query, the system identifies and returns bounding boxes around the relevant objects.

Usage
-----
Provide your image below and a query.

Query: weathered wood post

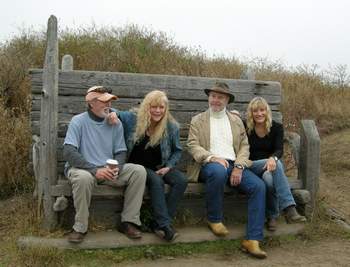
[240,66,255,80]
[39,15,59,230]
[62,54,73,71]
[298,120,320,218]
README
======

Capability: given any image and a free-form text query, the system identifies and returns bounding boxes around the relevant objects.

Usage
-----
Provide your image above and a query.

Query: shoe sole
[119,231,142,239]
[169,232,179,242]
[265,224,277,231]
[241,247,267,259]
[67,238,84,244]
[154,229,179,242]
[154,229,165,238]
[118,227,142,239]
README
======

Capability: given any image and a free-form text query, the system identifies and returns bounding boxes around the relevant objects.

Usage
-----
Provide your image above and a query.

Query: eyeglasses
[87,86,112,94]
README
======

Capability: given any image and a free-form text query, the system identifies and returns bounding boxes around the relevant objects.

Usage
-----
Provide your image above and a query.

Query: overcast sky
[1,0,349,69]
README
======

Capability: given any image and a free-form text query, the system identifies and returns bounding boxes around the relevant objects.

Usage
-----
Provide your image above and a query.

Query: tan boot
[284,205,307,223]
[207,221,229,236]
[241,240,267,259]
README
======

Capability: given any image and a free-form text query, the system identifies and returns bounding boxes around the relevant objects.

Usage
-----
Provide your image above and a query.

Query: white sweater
[209,108,236,161]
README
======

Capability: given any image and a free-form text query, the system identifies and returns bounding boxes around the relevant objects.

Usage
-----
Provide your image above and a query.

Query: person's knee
[262,171,274,189]
[255,178,266,194]
[122,164,147,188]
[175,171,188,187]
[201,163,227,184]
[72,170,95,188]
[179,175,188,188]
[147,173,164,187]
[131,164,147,181]
[247,174,266,195]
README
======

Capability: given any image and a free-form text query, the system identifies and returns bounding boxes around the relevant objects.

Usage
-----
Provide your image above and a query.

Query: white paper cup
[106,159,119,170]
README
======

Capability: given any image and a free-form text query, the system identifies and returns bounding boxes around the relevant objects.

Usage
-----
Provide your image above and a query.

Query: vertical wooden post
[39,15,59,230]
[298,120,320,218]
[240,66,255,80]
[62,54,73,71]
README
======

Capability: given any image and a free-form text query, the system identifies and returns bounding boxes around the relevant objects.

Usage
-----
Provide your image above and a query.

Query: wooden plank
[31,110,283,125]
[17,223,306,250]
[31,85,281,104]
[51,178,302,197]
[39,16,59,230]
[29,69,281,96]
[31,95,281,113]
[31,109,283,139]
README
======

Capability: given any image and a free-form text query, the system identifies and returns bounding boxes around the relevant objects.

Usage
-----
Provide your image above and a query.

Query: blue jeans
[199,161,266,240]
[146,168,188,228]
[249,159,296,219]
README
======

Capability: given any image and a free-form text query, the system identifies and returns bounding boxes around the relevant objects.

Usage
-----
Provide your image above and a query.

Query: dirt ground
[124,238,350,267]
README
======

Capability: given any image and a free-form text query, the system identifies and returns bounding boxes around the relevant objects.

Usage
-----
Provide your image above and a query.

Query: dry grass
[319,129,350,220]
[0,102,32,197]
[0,194,69,266]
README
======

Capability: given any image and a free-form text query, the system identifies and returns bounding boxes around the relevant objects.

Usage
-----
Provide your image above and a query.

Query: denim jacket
[116,110,182,169]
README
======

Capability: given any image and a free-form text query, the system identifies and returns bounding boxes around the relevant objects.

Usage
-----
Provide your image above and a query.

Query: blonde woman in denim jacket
[110,90,188,242]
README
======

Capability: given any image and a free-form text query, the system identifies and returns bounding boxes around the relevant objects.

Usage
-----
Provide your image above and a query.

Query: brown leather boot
[241,240,267,259]
[118,222,142,239]
[284,205,307,223]
[67,230,86,243]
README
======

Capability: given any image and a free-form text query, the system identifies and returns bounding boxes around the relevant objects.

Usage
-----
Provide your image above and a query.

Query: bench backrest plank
[30,69,282,176]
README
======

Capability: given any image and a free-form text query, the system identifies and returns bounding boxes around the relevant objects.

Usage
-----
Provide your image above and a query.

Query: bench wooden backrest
[30,69,282,177]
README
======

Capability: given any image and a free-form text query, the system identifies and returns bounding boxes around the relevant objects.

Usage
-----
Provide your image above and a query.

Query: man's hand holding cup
[106,159,119,180]
[95,159,119,181]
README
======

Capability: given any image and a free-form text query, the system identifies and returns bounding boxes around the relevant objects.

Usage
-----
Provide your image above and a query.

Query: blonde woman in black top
[246,97,306,231]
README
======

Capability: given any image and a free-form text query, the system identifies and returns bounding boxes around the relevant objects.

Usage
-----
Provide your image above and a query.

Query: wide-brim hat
[204,82,235,103]
[85,85,118,102]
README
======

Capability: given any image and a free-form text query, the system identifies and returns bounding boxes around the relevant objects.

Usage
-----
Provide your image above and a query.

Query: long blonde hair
[246,96,272,135]
[134,90,178,147]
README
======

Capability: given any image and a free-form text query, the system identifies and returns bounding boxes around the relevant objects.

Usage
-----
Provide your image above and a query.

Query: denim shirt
[116,110,182,169]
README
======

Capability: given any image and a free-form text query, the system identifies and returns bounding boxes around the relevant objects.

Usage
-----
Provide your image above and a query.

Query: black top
[246,120,284,161]
[128,135,162,171]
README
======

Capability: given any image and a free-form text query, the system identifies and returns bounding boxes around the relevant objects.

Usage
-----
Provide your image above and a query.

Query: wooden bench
[30,16,320,230]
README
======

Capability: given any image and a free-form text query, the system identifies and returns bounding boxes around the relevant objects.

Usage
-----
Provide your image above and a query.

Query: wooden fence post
[298,120,320,218]
[39,15,59,230]
[240,66,255,80]
[62,54,73,71]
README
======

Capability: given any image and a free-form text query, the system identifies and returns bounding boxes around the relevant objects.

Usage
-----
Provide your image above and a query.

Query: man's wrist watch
[234,163,244,170]
[272,156,278,162]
